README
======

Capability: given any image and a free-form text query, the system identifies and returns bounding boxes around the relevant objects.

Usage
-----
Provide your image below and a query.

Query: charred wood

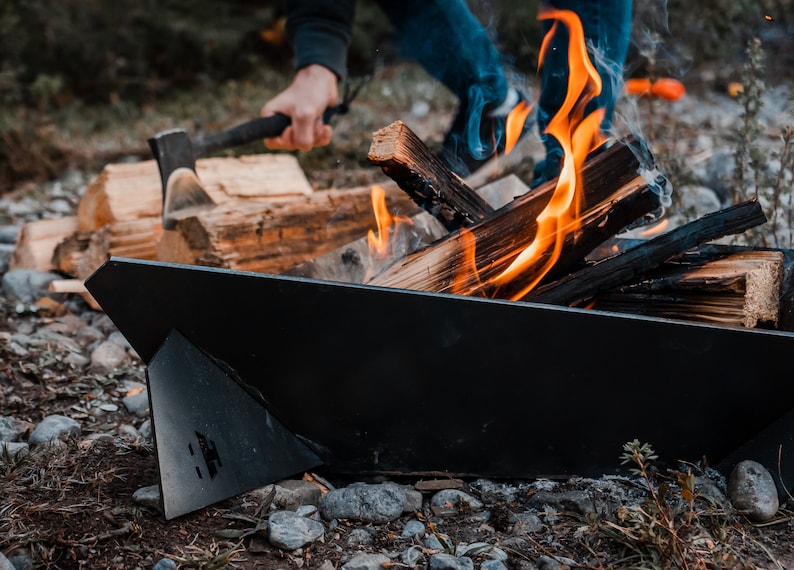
[368,120,494,231]
[525,198,768,307]
[366,137,658,298]
[591,248,784,328]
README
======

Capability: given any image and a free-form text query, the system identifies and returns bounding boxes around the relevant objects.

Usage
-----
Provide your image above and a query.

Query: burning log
[368,120,494,231]
[285,175,532,284]
[525,199,767,306]
[366,136,660,298]
[590,248,784,329]
[156,186,422,275]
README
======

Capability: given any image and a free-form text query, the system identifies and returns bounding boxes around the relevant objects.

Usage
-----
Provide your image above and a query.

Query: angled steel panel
[85,257,794,509]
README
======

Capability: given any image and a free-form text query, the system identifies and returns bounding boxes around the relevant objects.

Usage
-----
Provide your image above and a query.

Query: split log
[591,248,784,328]
[76,154,313,232]
[368,120,494,231]
[10,216,79,272]
[48,279,101,310]
[525,198,767,306]
[53,218,164,280]
[284,174,532,283]
[157,186,421,275]
[366,137,660,298]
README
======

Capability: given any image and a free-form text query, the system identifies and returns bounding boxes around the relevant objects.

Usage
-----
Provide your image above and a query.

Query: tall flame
[367,184,413,260]
[489,8,608,299]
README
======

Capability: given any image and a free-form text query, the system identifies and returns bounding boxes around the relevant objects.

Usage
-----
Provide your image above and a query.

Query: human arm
[260,0,355,151]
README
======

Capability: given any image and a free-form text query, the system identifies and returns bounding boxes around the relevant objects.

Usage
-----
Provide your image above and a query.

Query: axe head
[148,129,215,230]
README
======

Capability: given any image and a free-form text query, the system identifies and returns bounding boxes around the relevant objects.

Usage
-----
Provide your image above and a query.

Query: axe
[148,78,366,230]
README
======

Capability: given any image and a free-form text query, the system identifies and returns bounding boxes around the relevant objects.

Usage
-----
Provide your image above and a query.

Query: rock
[28,414,81,446]
[122,388,150,417]
[346,527,375,547]
[728,460,780,522]
[429,552,475,570]
[133,485,163,514]
[1,269,62,303]
[0,416,35,442]
[152,559,177,570]
[250,479,323,509]
[401,519,426,538]
[430,489,484,513]
[341,553,391,570]
[90,340,131,372]
[1,441,29,460]
[267,510,325,550]
[320,482,406,523]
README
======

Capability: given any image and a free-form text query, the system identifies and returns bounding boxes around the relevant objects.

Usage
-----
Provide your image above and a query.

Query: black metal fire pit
[85,257,794,519]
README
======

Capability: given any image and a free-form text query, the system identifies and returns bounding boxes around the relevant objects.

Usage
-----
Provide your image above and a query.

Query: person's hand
[260,65,339,152]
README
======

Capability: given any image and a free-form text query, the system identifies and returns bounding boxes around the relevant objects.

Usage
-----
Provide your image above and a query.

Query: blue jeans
[534,0,633,186]
[376,0,511,170]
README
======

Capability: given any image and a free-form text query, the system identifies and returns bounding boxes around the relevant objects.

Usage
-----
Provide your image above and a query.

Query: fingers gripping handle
[193,106,339,158]
[195,113,291,157]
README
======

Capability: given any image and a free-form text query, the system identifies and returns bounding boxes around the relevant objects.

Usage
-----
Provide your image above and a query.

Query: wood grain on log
[158,186,421,276]
[10,216,79,272]
[76,155,313,232]
[592,249,784,328]
[368,120,494,231]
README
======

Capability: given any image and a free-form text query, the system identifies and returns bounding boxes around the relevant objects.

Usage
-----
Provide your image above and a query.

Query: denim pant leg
[534,0,632,186]
[376,0,509,155]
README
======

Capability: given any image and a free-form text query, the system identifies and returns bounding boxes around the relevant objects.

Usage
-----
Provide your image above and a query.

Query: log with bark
[368,120,494,231]
[525,198,767,306]
[157,185,422,276]
[590,247,784,329]
[366,133,661,299]
[76,154,314,232]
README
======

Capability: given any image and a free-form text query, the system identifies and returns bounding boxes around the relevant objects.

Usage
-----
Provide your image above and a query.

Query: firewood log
[366,136,659,299]
[592,248,784,329]
[368,120,494,231]
[157,186,421,276]
[284,175,532,284]
[76,154,314,232]
[10,216,79,272]
[526,199,767,306]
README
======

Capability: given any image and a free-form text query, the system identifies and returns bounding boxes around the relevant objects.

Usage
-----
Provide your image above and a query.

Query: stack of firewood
[10,121,794,331]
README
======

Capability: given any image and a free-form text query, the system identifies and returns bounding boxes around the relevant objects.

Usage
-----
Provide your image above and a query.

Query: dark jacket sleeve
[285,0,356,80]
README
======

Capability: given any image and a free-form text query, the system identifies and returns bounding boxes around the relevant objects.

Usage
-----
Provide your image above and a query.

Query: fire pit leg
[717,408,794,502]
[146,329,323,519]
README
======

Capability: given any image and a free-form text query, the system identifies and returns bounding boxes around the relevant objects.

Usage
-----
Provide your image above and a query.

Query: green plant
[575,440,754,569]
[731,37,794,248]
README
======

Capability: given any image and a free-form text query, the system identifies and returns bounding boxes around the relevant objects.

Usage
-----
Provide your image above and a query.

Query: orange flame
[488,8,608,299]
[451,228,483,295]
[367,184,413,260]
[504,99,534,155]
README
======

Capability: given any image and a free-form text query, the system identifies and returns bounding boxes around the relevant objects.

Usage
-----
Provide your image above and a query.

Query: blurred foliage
[1,0,793,191]
[0,0,276,107]
[2,0,792,108]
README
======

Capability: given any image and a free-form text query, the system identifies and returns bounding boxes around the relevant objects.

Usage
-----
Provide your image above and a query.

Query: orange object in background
[625,77,686,101]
